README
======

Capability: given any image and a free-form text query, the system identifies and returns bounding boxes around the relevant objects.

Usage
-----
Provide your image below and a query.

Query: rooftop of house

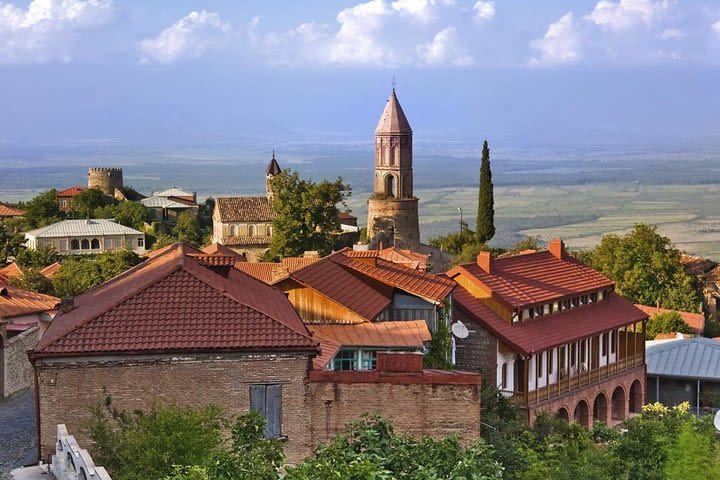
[40,262,61,278]
[376,88,412,134]
[140,195,197,208]
[448,240,613,310]
[32,243,317,358]
[453,285,647,357]
[56,186,86,197]
[0,285,58,319]
[634,304,705,334]
[24,219,144,239]
[345,247,430,271]
[680,254,717,276]
[0,262,23,279]
[308,320,431,369]
[215,196,274,223]
[646,337,720,381]
[152,187,195,198]
[0,204,26,217]
[201,242,247,261]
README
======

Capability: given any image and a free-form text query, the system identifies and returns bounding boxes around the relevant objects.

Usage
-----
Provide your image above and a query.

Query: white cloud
[139,11,231,64]
[417,26,473,66]
[713,20,720,34]
[473,1,495,22]
[391,0,434,23]
[659,28,685,39]
[530,12,581,65]
[0,0,113,61]
[328,0,394,65]
[586,0,669,31]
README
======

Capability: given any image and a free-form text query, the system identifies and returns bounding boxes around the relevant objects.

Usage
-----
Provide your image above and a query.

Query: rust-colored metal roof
[308,320,431,369]
[453,286,647,357]
[0,262,23,279]
[233,262,284,284]
[56,186,86,197]
[335,254,454,304]
[201,242,247,260]
[33,243,317,357]
[379,247,430,271]
[40,262,61,279]
[634,304,705,334]
[0,285,58,319]
[343,250,379,258]
[215,196,273,222]
[281,257,319,272]
[448,251,613,309]
[0,204,25,217]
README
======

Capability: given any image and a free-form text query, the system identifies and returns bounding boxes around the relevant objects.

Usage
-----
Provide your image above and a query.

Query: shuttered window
[250,384,282,438]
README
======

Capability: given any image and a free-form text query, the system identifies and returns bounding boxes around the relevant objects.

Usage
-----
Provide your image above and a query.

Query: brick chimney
[477,251,492,274]
[549,239,565,260]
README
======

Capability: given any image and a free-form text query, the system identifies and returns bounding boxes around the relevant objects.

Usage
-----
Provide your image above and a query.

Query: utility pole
[457,207,463,236]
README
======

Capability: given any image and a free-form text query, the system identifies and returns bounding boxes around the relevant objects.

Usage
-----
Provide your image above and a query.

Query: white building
[24,219,146,255]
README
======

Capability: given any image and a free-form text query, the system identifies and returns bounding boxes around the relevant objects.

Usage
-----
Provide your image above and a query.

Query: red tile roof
[201,243,247,261]
[308,320,431,369]
[0,262,23,279]
[448,251,613,309]
[453,285,647,356]
[233,262,284,284]
[40,262,61,279]
[379,247,430,271]
[215,196,274,222]
[281,257,319,272]
[635,304,705,334]
[33,243,317,357]
[56,186,86,197]
[0,204,25,217]
[0,285,58,319]
[224,236,272,246]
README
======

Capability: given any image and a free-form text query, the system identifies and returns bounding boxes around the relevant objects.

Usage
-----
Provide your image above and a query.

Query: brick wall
[307,375,481,450]
[367,198,420,249]
[2,326,39,397]
[454,313,497,378]
[35,352,313,464]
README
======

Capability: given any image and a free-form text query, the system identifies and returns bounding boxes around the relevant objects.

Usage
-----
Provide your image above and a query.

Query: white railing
[51,424,111,480]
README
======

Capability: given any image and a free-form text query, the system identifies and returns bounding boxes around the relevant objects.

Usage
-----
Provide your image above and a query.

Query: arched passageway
[612,386,626,421]
[384,175,396,197]
[630,380,643,414]
[557,407,569,422]
[574,400,590,429]
[593,392,609,426]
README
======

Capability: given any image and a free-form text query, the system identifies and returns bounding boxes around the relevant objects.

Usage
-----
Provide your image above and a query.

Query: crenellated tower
[87,167,123,196]
[366,89,420,248]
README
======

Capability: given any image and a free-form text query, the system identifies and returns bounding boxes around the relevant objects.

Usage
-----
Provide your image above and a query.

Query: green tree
[24,189,62,227]
[583,224,700,311]
[476,140,495,244]
[0,219,25,265]
[52,250,142,297]
[96,201,149,230]
[175,211,202,245]
[7,267,55,295]
[645,311,692,339]
[71,188,109,216]
[15,245,59,268]
[268,170,350,259]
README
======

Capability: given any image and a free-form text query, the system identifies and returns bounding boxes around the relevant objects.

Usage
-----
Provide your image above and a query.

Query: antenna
[451,321,469,339]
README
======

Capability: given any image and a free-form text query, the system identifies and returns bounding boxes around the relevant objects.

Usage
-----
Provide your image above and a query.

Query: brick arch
[384,174,396,197]
[593,392,609,426]
[556,406,570,422]
[574,399,590,429]
[611,385,627,421]
[629,378,643,414]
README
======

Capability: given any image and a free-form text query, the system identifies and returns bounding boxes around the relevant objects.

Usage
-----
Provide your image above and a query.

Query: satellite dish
[451,321,469,339]
[714,410,720,432]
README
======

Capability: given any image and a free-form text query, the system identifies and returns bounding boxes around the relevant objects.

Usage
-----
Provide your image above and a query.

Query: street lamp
[457,207,463,236]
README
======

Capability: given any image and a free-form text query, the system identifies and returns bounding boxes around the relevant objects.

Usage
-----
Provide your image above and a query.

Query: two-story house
[447,239,647,428]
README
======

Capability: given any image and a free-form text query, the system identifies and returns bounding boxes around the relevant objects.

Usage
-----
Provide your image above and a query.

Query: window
[249,224,257,237]
[137,237,144,248]
[570,343,577,367]
[104,238,112,250]
[360,350,377,370]
[600,333,606,357]
[590,292,598,303]
[81,239,90,250]
[536,354,544,379]
[250,384,282,438]
[562,299,569,311]
[550,349,556,374]
[501,363,507,389]
[559,346,566,369]
[71,239,79,250]
[59,239,67,251]
[332,349,356,371]
[91,238,100,249]
[571,297,579,308]
[610,331,617,354]
[534,306,543,317]
[266,225,272,237]
[230,225,238,237]
[580,339,587,364]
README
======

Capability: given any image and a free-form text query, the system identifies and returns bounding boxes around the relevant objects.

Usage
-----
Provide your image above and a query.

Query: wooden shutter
[250,384,266,415]
[266,384,282,438]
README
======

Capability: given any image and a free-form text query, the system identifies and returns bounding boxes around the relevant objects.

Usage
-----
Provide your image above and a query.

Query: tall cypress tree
[476,140,495,244]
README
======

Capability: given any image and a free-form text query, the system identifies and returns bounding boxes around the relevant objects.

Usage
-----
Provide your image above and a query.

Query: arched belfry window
[384,175,396,197]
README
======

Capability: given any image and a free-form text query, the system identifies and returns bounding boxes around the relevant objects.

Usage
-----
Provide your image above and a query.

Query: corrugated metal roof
[646,337,720,381]
[140,196,195,208]
[0,285,58,319]
[25,219,144,238]
[0,204,25,217]
[153,187,194,198]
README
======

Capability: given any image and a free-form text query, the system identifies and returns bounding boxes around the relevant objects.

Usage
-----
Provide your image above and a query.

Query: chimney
[58,297,75,313]
[477,251,492,274]
[549,239,565,260]
[303,251,320,258]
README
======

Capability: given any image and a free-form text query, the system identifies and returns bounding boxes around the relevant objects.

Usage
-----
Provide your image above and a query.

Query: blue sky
[0,0,719,147]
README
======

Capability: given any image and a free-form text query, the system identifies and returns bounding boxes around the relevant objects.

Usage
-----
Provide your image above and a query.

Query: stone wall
[35,352,313,464]
[367,197,420,249]
[2,326,39,398]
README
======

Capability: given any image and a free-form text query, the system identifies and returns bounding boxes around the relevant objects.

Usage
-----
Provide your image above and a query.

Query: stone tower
[88,167,123,196]
[265,151,282,202]
[366,89,420,249]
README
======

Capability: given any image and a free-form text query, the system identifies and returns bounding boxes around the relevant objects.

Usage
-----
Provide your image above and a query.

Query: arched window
[383,146,390,165]
[392,146,399,166]
[230,225,238,237]
[90,238,100,249]
[266,225,272,237]
[248,224,257,237]
[81,239,90,250]
[384,175,396,197]
[71,239,80,250]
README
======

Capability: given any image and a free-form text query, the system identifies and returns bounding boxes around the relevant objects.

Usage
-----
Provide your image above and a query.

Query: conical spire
[265,150,282,176]
[375,89,412,134]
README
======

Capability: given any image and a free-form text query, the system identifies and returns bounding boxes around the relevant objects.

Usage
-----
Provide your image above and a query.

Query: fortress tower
[366,89,420,249]
[88,167,123,196]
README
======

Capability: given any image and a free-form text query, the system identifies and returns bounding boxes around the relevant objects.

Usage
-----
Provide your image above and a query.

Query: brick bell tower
[366,88,420,249]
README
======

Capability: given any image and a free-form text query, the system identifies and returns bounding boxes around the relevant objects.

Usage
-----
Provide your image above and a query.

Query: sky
[0,0,719,148]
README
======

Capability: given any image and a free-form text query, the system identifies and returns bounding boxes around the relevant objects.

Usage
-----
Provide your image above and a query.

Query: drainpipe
[696,379,701,417]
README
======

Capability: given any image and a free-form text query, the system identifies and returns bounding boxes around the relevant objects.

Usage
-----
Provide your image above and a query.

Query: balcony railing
[509,353,644,407]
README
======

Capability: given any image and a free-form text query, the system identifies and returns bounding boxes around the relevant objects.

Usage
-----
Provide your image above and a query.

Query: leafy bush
[645,311,692,339]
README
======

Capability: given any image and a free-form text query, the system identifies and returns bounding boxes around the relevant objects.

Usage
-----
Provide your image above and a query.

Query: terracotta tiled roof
[379,247,430,271]
[376,89,412,134]
[343,250,379,258]
[0,285,58,319]
[234,262,284,284]
[308,320,431,369]
[0,262,23,279]
[635,304,705,334]
[40,262,61,279]
[33,243,317,357]
[0,273,6,284]
[201,243,247,261]
[453,286,647,356]
[281,257,320,272]
[215,196,273,222]
[224,236,272,246]
[284,256,393,322]
[56,186,86,197]
[448,251,613,309]
[337,211,356,220]
[0,204,25,217]
[680,254,717,276]
[335,254,454,304]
